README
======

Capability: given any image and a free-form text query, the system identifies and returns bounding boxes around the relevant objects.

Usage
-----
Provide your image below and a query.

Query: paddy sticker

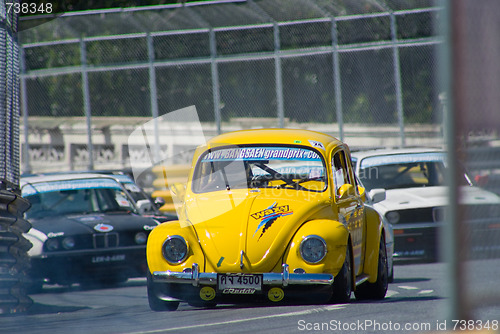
[200,287,216,301]
[308,140,325,150]
[251,202,293,240]
[268,287,285,302]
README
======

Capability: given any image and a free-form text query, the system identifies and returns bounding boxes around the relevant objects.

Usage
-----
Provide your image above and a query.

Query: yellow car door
[332,149,365,275]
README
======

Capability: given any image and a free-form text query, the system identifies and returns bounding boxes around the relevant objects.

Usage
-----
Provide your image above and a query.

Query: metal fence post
[331,17,343,141]
[274,23,285,128]
[80,37,94,170]
[19,47,31,175]
[147,32,160,162]
[209,28,221,135]
[390,11,405,147]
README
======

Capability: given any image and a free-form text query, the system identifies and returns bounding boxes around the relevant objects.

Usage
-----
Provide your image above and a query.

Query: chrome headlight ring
[162,235,189,264]
[45,238,59,251]
[61,237,75,250]
[299,235,327,264]
[386,211,400,224]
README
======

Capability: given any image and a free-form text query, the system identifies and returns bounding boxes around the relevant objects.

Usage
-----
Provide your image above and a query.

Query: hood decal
[251,202,293,240]
[93,223,114,232]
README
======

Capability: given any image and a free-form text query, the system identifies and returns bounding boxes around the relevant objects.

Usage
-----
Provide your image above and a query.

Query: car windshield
[122,182,150,202]
[23,178,136,219]
[192,145,327,193]
[358,152,447,191]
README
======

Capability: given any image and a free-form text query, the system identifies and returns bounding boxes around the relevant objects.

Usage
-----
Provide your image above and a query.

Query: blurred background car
[21,173,160,291]
[352,148,500,262]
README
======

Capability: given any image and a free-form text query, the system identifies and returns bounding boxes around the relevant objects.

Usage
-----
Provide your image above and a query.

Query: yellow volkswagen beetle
[146,128,388,311]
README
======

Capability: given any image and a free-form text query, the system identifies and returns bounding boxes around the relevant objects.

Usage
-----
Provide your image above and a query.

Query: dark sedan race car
[21,173,160,290]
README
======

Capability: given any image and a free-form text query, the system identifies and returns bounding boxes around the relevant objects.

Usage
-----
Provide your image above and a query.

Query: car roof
[20,173,121,187]
[351,147,444,161]
[205,128,342,148]
[105,173,135,184]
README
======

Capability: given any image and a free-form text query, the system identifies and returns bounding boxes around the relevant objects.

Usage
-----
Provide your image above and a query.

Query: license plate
[217,274,262,294]
[91,254,125,263]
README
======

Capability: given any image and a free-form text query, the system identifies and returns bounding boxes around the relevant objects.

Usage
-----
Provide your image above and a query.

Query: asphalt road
[2,260,499,334]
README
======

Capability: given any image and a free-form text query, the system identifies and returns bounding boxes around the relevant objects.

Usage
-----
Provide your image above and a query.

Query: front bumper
[152,263,334,287]
[392,222,441,261]
[30,246,148,284]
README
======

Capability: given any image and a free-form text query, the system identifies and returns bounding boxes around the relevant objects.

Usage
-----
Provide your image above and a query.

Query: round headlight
[386,211,400,224]
[300,235,327,264]
[61,237,75,250]
[135,232,148,245]
[162,235,188,264]
[45,238,59,251]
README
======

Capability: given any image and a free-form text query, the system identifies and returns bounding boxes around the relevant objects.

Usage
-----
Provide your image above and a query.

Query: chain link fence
[18,0,443,174]
[6,0,500,323]
[1,0,33,315]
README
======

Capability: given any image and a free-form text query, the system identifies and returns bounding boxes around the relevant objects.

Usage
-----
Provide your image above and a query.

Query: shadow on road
[25,303,91,315]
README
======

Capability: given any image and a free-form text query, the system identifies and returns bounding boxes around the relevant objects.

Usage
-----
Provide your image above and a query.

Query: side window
[332,151,351,194]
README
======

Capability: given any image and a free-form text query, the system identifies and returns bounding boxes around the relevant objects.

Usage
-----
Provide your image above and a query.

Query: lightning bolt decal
[251,202,293,240]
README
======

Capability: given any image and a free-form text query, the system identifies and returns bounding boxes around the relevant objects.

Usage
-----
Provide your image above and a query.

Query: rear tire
[330,244,352,303]
[355,236,388,300]
[147,272,180,311]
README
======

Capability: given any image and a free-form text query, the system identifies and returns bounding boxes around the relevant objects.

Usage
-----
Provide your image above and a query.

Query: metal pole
[19,47,31,174]
[274,23,285,128]
[209,28,221,135]
[331,17,344,141]
[147,32,160,162]
[80,37,94,170]
[390,12,405,147]
[441,0,468,323]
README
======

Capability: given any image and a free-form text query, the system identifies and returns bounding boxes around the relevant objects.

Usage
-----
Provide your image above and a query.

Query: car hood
[185,190,329,272]
[28,212,158,236]
[374,185,500,214]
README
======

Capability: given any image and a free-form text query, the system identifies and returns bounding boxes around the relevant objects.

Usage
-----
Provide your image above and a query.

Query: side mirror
[338,184,355,200]
[153,197,166,209]
[357,185,366,202]
[368,188,386,204]
[136,199,153,215]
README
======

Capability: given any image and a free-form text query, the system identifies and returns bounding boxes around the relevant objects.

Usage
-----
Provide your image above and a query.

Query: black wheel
[355,236,388,300]
[330,244,352,303]
[147,272,180,311]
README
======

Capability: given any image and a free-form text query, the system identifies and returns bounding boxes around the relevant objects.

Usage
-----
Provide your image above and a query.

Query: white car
[352,148,500,261]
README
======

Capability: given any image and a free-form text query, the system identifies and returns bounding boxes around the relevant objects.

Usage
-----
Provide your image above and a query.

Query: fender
[23,228,47,257]
[284,219,349,276]
[363,206,384,283]
[146,220,205,273]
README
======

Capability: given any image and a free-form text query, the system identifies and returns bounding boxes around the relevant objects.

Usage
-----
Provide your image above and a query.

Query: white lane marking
[418,290,434,294]
[385,290,399,298]
[398,285,419,290]
[134,304,346,333]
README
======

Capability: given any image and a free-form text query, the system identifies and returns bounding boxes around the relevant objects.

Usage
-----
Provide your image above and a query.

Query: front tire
[330,244,352,303]
[147,272,180,311]
[355,236,388,300]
